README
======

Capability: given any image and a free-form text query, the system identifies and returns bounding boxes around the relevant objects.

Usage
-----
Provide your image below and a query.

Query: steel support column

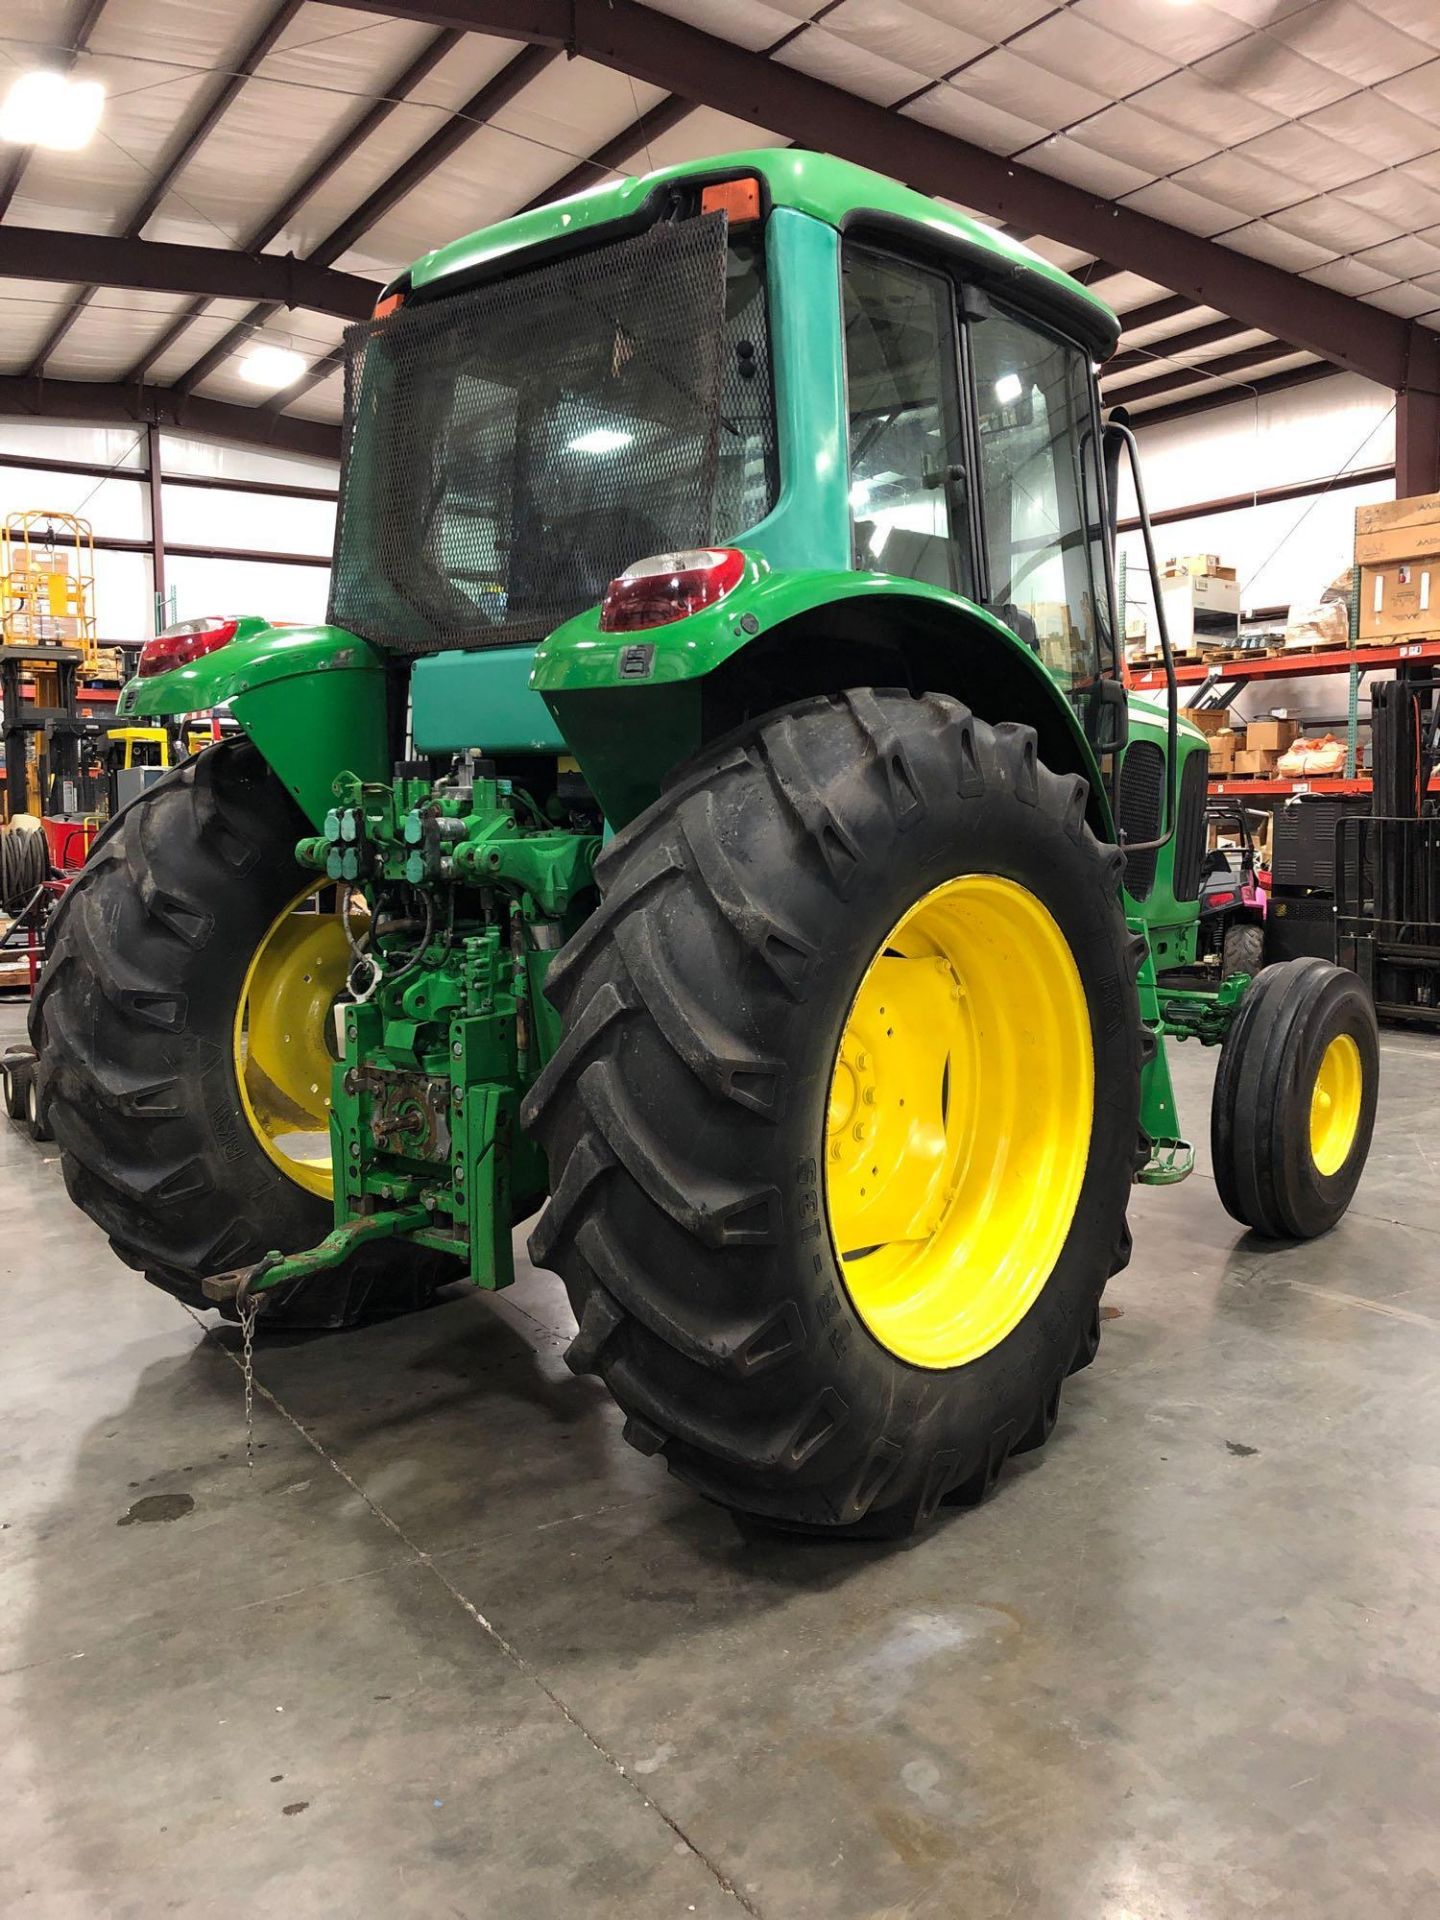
[1397,332,1440,499]
[146,423,167,628]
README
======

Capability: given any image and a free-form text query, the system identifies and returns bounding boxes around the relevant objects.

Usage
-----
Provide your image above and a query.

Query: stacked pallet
[1125,553,1242,669]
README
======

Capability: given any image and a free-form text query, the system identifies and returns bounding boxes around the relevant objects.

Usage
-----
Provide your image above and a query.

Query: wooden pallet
[1127,649,1210,670]
[1198,645,1282,665]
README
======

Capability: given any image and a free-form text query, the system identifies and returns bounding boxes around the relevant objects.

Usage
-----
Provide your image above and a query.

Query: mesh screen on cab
[329,212,763,657]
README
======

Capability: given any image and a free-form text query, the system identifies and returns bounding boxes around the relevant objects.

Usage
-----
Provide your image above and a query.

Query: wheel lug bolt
[852,1122,866,1140]
[862,1088,877,1105]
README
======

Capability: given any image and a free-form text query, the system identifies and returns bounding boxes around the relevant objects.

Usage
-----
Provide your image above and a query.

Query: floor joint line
[206,1321,764,1918]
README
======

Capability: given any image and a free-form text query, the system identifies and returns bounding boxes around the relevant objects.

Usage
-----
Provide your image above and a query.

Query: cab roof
[406,148,1121,361]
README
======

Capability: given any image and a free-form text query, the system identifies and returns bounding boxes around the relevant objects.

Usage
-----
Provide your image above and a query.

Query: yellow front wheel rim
[1309,1031,1362,1177]
[824,874,1094,1371]
[233,888,352,1200]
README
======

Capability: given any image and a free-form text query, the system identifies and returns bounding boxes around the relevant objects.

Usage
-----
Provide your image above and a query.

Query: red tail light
[1207,890,1238,908]
[599,548,746,633]
[138,617,239,679]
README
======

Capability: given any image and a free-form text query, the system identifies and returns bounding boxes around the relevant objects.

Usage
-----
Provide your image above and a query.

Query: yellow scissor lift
[1,513,99,819]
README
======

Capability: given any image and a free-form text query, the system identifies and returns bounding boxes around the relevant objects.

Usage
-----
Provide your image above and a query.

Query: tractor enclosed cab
[31,152,1380,1535]
[1199,802,1269,979]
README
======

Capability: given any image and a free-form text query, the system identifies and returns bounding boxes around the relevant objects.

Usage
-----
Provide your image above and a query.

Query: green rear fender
[118,622,391,829]
[532,566,1114,838]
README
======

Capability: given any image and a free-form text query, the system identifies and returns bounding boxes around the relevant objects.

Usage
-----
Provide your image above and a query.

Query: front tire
[31,740,449,1325]
[1211,957,1378,1239]
[1221,919,1264,980]
[24,1070,51,1143]
[524,691,1145,1534]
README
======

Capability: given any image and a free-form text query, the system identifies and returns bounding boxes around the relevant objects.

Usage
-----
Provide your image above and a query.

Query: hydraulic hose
[0,819,49,914]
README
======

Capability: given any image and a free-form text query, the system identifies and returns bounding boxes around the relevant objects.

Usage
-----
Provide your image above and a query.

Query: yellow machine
[1,512,98,668]
[100,725,170,820]
[0,514,101,821]
[107,726,171,773]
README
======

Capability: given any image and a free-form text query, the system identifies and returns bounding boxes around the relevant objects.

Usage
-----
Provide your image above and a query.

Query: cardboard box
[1355,520,1440,566]
[1163,553,1236,581]
[1284,600,1348,650]
[1206,729,1238,773]
[1359,495,1440,606]
[1356,494,1440,635]
[1232,748,1276,777]
[1358,559,1440,641]
[1355,494,1440,539]
[1245,719,1299,753]
[1184,708,1233,735]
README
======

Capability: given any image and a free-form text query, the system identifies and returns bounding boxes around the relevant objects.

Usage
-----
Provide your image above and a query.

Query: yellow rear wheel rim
[233,888,352,1200]
[824,874,1094,1371]
[1309,1031,1362,1177]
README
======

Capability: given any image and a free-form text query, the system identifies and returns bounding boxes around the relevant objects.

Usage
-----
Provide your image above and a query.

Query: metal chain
[238,1292,259,1471]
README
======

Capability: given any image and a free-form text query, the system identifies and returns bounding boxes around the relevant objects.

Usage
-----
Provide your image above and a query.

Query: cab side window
[968,306,1114,688]
[843,245,972,597]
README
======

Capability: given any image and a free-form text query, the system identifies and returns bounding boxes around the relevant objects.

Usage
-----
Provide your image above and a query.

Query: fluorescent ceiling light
[240,344,307,389]
[568,427,633,454]
[0,70,105,150]
[994,372,1024,405]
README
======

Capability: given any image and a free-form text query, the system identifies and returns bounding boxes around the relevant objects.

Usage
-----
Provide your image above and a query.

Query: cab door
[964,297,1121,727]
[841,242,977,598]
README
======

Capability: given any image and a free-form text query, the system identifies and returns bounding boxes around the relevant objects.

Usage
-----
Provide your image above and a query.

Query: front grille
[1172,749,1208,901]
[1118,740,1164,900]
[329,211,772,657]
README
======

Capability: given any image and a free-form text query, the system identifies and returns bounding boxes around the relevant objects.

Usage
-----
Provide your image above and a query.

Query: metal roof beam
[1121,364,1339,430]
[1114,294,1210,337]
[170,41,557,398]
[341,0,1420,390]
[521,94,694,212]
[24,0,305,377]
[263,344,346,416]
[0,376,340,461]
[126,27,462,383]
[1106,344,1318,408]
[1105,319,1262,380]
[0,0,108,222]
[1,228,380,316]
[265,62,679,416]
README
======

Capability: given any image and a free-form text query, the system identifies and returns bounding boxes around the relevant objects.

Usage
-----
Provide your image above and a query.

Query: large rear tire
[524,691,1145,1534]
[30,739,453,1325]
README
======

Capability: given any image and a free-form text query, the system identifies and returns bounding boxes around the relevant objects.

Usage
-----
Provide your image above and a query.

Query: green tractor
[33,152,1379,1534]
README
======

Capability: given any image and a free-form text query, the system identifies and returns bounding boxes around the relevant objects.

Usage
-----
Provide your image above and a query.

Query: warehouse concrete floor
[2,996,1437,1920]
